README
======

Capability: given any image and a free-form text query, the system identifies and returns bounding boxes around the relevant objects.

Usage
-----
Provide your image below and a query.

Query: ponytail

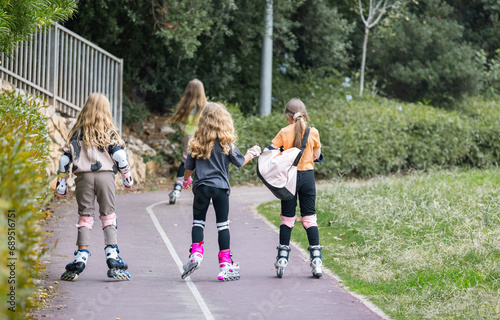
[293,113,305,148]
[284,98,309,148]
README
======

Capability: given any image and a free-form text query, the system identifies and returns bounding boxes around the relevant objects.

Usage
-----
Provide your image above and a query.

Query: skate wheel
[108,268,131,280]
[61,271,78,281]
[277,268,284,278]
[181,262,199,279]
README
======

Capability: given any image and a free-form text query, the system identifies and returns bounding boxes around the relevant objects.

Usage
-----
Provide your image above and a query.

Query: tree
[65,0,352,114]
[370,0,482,104]
[358,0,409,96]
[0,0,76,54]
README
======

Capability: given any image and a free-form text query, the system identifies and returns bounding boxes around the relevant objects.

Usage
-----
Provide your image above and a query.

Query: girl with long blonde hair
[56,93,133,282]
[168,78,207,204]
[180,102,261,281]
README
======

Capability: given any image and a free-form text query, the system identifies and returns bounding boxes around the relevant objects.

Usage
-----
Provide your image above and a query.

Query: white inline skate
[105,245,131,280]
[61,249,90,281]
[169,183,182,204]
[308,245,323,278]
[275,245,291,278]
[182,241,204,279]
[217,249,240,281]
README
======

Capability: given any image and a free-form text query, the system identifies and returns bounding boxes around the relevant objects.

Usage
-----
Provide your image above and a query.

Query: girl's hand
[122,172,134,189]
[55,177,68,197]
[182,176,193,190]
[246,145,261,159]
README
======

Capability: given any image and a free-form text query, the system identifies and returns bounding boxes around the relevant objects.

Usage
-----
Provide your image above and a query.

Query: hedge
[0,92,51,319]
[228,94,500,184]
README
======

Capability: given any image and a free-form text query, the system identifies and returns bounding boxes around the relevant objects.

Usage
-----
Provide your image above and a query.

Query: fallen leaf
[333,236,342,241]
[339,232,346,237]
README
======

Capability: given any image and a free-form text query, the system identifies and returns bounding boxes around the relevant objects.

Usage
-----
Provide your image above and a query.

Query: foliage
[0,0,76,54]
[0,92,51,319]
[64,0,353,114]
[370,0,482,105]
[122,95,150,128]
[259,168,500,319]
[227,78,500,184]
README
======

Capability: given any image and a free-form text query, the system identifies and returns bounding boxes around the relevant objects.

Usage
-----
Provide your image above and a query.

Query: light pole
[259,0,273,117]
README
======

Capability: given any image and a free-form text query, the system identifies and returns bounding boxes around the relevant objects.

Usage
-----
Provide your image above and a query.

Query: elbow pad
[112,148,130,170]
[59,153,72,173]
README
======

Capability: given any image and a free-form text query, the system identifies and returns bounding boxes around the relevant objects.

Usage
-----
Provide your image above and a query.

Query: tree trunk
[360,26,370,97]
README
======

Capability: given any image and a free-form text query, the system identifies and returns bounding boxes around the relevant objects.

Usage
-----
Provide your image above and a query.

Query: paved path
[35,186,386,320]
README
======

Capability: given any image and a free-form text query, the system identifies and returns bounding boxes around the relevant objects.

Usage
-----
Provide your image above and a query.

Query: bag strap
[292,127,310,167]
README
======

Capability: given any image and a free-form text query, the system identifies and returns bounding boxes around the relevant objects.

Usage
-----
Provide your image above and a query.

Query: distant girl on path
[168,78,207,204]
[56,93,133,281]
[265,98,323,278]
[180,102,261,281]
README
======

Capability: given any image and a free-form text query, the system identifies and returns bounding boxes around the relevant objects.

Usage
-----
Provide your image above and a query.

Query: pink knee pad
[280,215,296,228]
[298,214,317,229]
[100,213,117,229]
[76,216,94,230]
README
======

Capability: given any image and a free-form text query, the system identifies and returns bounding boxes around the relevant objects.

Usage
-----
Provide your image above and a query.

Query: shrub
[227,82,500,182]
[370,0,482,106]
[0,92,51,319]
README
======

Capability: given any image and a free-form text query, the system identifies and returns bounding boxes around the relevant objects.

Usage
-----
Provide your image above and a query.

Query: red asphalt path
[35,186,387,320]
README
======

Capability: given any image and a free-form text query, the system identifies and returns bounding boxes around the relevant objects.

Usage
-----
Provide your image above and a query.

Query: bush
[122,95,150,128]
[370,0,482,106]
[227,81,500,182]
[0,92,51,319]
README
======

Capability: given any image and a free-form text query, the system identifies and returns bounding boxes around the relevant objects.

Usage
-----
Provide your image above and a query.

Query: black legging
[176,162,185,179]
[279,170,319,246]
[192,185,230,251]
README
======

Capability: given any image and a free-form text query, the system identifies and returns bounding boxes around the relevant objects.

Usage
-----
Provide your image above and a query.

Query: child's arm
[55,152,72,197]
[109,145,133,189]
[313,148,321,160]
[182,169,194,189]
[242,145,261,166]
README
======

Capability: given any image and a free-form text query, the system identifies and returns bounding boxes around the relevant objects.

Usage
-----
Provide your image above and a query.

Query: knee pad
[217,221,230,232]
[76,216,94,230]
[100,213,117,229]
[59,153,72,173]
[298,214,317,229]
[111,148,129,170]
[280,215,296,228]
[193,219,205,230]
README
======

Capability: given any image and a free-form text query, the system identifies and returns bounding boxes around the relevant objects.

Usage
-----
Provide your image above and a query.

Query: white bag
[257,127,310,200]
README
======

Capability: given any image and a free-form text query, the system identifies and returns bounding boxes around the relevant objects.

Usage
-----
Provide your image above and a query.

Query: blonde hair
[188,102,237,159]
[285,98,309,149]
[66,93,123,149]
[170,78,207,125]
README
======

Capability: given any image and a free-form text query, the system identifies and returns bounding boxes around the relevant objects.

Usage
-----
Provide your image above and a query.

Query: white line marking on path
[147,200,215,320]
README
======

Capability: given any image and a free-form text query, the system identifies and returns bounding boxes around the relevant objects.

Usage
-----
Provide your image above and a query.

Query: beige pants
[75,171,117,246]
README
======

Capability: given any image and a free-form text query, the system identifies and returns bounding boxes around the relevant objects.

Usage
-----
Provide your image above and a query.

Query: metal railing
[0,24,123,132]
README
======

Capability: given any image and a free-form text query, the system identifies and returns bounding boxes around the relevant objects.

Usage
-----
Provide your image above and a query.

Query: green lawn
[258,169,500,319]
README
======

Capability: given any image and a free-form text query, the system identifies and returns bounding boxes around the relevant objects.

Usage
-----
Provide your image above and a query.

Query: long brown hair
[284,98,309,148]
[66,93,123,149]
[188,102,237,159]
[170,78,207,125]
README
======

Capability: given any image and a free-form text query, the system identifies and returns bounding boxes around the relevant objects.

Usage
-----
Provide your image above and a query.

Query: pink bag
[257,127,310,200]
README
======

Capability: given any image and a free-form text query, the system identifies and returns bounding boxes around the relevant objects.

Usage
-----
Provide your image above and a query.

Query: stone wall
[0,80,150,192]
